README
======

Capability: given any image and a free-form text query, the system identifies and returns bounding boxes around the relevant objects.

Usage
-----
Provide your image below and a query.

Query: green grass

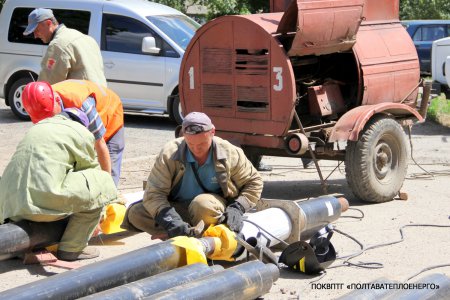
[428,93,450,126]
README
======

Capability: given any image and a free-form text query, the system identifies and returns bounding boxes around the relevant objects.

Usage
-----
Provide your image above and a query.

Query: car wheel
[8,77,32,120]
[345,116,408,203]
[168,94,183,125]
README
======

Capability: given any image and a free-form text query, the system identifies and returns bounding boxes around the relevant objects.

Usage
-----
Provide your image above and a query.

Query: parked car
[432,37,450,93]
[402,20,450,74]
[0,0,200,124]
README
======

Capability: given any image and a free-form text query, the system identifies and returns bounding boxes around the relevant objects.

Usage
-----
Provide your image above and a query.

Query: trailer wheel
[8,77,32,120]
[345,116,408,203]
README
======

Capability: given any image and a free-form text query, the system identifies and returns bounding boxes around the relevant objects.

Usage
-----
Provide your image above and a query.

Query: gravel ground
[0,100,449,299]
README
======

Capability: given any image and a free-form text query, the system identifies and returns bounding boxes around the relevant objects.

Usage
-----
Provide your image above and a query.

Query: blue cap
[23,8,54,35]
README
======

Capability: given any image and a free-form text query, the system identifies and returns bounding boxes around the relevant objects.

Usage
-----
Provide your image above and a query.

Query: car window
[413,25,446,42]
[102,14,178,57]
[8,7,90,44]
[147,15,199,50]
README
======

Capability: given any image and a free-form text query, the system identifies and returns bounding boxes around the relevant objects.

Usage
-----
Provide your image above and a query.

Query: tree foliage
[153,0,268,20]
[2,0,449,22]
[198,0,268,20]
[400,0,450,20]
[152,0,450,21]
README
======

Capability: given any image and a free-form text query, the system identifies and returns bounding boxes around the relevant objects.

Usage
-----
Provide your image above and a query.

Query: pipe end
[338,197,349,212]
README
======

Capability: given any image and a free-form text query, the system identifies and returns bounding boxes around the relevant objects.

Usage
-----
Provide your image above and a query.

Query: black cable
[340,207,365,219]
[332,224,450,270]
[406,125,435,179]
[405,264,450,281]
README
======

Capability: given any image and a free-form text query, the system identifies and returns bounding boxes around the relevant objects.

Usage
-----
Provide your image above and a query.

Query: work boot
[57,246,100,261]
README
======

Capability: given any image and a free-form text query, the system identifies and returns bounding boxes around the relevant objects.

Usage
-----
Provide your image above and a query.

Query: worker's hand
[219,202,245,233]
[155,207,195,238]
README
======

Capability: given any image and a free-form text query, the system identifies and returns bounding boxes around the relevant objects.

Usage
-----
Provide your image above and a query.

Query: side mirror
[142,36,160,54]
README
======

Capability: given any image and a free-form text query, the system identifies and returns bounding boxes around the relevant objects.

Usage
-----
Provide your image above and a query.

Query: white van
[0,0,200,124]
[431,37,450,90]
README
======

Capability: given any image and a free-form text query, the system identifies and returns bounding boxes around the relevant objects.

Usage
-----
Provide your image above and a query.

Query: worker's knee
[188,194,227,227]
[121,201,159,234]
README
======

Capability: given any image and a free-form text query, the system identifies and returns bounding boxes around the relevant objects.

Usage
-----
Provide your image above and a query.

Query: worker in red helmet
[22,79,124,186]
[0,107,117,261]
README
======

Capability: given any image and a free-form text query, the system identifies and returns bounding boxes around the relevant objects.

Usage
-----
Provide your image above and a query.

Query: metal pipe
[146,261,279,300]
[419,80,432,119]
[241,207,292,248]
[294,110,328,194]
[0,219,67,261]
[298,196,348,240]
[79,264,224,300]
[0,241,182,300]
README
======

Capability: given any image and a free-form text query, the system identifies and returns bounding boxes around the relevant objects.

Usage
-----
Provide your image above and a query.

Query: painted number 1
[189,66,194,89]
[273,67,283,91]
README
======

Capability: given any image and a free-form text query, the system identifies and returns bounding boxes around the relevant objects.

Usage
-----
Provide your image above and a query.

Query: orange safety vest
[52,80,123,142]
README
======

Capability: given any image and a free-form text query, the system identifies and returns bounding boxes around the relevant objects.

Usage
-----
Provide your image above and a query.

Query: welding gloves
[155,207,194,238]
[219,201,245,233]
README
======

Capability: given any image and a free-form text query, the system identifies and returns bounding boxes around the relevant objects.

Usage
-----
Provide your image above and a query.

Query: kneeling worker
[22,80,124,186]
[0,108,117,261]
[121,112,263,237]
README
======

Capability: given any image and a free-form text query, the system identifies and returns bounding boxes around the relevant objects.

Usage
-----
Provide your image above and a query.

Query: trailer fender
[328,103,424,142]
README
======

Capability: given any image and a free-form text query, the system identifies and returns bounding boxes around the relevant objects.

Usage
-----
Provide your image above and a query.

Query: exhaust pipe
[419,80,433,119]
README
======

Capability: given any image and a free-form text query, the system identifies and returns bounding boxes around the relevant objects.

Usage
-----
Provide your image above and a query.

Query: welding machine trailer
[179,0,428,203]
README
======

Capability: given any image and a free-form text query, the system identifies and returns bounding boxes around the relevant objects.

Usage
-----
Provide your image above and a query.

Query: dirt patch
[0,100,449,299]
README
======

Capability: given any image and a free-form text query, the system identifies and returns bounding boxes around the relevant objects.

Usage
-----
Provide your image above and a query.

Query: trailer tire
[345,116,408,203]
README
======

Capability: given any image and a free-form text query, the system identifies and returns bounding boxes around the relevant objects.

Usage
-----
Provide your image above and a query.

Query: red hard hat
[22,81,55,123]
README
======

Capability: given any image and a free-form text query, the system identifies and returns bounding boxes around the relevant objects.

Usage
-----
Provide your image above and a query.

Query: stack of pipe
[0,240,279,300]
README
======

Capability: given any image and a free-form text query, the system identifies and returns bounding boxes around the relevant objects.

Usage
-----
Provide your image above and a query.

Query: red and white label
[46,58,56,70]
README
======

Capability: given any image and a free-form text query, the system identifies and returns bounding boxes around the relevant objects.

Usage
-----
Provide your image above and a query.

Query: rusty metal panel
[203,84,233,108]
[202,48,232,74]
[216,131,285,149]
[329,103,423,142]
[308,84,346,117]
[180,14,296,137]
[362,0,399,23]
[353,23,419,106]
[278,0,364,56]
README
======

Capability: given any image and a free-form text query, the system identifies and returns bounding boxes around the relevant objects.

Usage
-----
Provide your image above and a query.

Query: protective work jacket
[143,136,263,218]
[38,24,107,87]
[52,80,123,142]
[0,115,117,224]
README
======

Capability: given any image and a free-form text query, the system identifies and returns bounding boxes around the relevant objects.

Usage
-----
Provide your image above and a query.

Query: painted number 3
[273,67,283,91]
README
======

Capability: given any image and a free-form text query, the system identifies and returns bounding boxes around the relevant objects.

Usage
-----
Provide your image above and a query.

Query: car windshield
[147,15,200,50]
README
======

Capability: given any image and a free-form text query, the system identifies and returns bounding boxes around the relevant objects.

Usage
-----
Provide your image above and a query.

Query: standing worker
[23,8,106,86]
[0,109,117,261]
[22,80,124,186]
[121,112,263,238]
